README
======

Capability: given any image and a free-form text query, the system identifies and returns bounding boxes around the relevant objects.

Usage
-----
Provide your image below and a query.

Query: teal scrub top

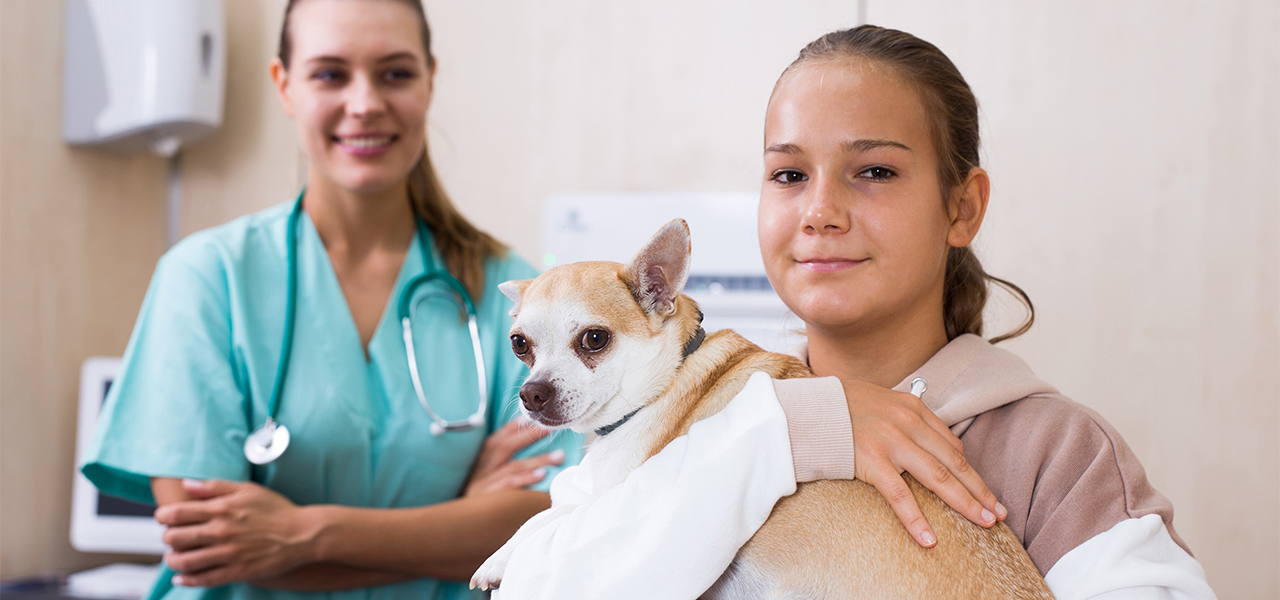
[82,200,584,600]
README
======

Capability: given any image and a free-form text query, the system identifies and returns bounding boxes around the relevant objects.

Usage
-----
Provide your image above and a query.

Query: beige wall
[1,0,169,577]
[2,0,1276,597]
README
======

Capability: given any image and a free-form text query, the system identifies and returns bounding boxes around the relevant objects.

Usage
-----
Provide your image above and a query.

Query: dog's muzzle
[519,381,556,412]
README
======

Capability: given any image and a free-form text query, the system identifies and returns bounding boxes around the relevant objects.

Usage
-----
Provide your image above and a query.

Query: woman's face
[759,60,963,336]
[272,0,432,197]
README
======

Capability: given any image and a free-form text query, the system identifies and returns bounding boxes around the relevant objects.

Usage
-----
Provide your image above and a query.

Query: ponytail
[407,148,506,304]
[944,246,1034,343]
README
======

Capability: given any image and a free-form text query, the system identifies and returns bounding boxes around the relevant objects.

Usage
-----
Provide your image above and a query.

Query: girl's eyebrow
[304,52,419,67]
[765,139,913,156]
[764,143,802,155]
[842,139,913,153]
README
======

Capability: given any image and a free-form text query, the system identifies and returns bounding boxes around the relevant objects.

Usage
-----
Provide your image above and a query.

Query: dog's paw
[470,550,510,591]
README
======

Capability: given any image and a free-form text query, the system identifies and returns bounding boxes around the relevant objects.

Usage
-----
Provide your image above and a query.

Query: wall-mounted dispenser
[63,0,225,156]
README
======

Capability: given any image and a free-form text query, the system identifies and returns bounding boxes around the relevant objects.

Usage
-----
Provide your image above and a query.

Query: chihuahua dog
[472,219,1052,598]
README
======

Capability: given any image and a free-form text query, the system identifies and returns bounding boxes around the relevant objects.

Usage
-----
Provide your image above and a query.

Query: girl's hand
[842,379,1007,548]
[154,479,322,587]
[464,416,565,497]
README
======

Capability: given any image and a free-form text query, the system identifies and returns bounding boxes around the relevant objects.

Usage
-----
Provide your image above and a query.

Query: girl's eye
[510,334,530,356]
[579,329,610,352]
[770,170,808,185]
[859,166,896,181]
[312,69,346,83]
[384,68,416,82]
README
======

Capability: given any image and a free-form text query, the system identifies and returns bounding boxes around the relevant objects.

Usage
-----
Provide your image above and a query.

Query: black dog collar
[681,326,706,359]
[593,406,643,437]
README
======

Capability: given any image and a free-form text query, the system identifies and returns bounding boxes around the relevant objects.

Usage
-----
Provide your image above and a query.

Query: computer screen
[71,357,166,554]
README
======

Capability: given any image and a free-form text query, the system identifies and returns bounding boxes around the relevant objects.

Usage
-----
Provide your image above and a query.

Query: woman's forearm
[310,489,552,582]
[152,477,195,505]
[251,563,414,591]
[152,477,551,587]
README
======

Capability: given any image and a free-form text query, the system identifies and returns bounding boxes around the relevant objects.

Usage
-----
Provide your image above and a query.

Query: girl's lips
[333,134,397,156]
[797,258,868,273]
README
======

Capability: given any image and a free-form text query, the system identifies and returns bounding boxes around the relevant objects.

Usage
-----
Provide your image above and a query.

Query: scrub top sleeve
[484,254,585,492]
[81,249,252,505]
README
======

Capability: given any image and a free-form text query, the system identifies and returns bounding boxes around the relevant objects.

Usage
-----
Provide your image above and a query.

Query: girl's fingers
[906,418,1006,525]
[913,401,965,455]
[897,391,1006,524]
[865,468,936,547]
[895,438,996,531]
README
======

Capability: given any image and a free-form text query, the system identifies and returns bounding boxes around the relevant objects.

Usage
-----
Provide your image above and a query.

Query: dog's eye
[511,334,530,356]
[580,329,610,352]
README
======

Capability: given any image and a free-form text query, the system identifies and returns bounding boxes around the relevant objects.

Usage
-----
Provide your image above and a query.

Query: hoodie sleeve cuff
[772,376,855,482]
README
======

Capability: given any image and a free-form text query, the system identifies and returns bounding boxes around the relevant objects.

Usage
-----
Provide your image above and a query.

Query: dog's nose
[520,381,555,412]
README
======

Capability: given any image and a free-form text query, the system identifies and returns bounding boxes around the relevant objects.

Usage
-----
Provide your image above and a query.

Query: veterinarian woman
[80,1,583,598]
[490,26,1215,599]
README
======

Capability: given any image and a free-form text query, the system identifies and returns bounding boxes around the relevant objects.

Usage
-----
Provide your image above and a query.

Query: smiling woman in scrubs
[80,0,583,597]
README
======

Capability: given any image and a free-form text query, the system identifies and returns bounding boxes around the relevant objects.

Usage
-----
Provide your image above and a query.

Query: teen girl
[491,25,1215,599]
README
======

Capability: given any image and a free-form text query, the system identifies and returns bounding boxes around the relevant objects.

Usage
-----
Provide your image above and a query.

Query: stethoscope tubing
[267,198,303,427]
[247,196,488,464]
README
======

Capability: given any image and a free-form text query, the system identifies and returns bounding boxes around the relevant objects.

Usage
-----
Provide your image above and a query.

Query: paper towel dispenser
[63,0,225,155]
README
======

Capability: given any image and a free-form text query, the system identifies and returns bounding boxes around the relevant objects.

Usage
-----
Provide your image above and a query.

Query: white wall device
[71,357,167,555]
[63,0,225,156]
[542,192,804,353]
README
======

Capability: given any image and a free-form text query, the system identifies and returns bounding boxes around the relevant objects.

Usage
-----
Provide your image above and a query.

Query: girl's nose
[345,73,387,118]
[800,175,851,234]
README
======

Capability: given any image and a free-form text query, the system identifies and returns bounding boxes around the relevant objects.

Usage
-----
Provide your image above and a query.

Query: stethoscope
[243,195,489,465]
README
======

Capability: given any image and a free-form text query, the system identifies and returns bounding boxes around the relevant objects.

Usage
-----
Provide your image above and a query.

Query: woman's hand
[154,479,323,587]
[842,379,1007,548]
[465,416,565,497]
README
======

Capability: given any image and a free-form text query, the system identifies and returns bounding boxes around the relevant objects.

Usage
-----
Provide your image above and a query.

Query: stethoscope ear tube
[402,311,488,436]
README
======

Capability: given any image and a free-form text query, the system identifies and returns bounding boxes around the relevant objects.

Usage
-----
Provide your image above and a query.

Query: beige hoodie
[775,333,1190,575]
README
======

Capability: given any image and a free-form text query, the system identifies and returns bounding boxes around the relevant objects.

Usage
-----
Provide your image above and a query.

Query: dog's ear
[622,219,691,317]
[499,279,532,316]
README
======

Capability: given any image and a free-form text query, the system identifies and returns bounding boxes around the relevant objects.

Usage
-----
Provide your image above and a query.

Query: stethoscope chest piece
[244,418,290,465]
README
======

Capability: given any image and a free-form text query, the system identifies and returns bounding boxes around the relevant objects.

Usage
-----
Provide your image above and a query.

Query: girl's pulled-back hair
[784,25,1034,343]
[277,0,505,303]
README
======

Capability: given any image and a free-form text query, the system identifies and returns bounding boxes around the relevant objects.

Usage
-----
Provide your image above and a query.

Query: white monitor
[71,356,167,554]
[541,192,805,353]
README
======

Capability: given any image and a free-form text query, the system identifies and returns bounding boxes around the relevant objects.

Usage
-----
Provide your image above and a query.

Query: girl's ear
[947,167,991,248]
[270,58,294,118]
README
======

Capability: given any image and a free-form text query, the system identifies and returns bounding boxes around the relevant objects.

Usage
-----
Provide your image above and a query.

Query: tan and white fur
[472,219,1052,599]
